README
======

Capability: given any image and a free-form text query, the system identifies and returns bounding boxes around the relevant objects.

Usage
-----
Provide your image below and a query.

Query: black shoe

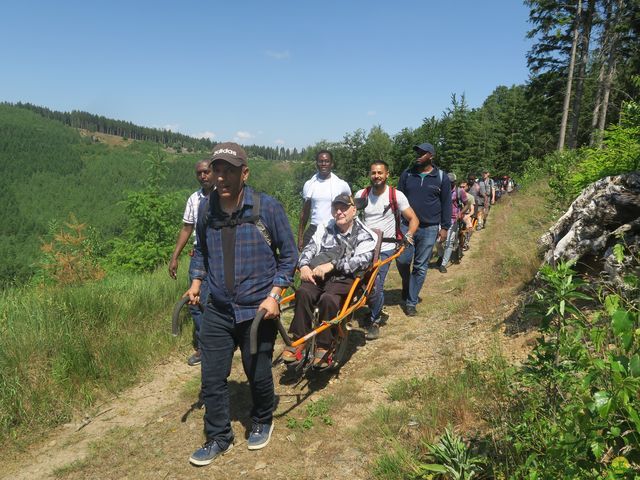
[365,323,380,340]
[438,265,447,274]
[404,305,417,316]
[187,350,202,366]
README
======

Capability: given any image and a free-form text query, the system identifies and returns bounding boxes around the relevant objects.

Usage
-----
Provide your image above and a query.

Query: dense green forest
[1,0,638,290]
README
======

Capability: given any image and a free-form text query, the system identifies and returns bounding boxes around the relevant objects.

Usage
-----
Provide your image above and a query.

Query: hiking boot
[366,323,380,340]
[248,422,274,450]
[438,265,448,274]
[404,305,417,317]
[189,439,233,466]
[187,350,201,366]
[380,308,390,325]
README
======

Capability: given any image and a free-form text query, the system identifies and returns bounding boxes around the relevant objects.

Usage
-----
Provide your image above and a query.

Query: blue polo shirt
[398,166,452,230]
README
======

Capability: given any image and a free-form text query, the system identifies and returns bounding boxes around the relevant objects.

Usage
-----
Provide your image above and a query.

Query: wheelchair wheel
[456,230,466,263]
[172,297,203,337]
[329,319,351,370]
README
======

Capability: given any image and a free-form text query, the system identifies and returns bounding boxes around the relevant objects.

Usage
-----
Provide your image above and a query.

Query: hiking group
[168,141,515,467]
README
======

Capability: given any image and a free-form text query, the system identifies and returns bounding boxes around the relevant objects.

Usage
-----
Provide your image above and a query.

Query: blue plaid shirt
[191,186,298,323]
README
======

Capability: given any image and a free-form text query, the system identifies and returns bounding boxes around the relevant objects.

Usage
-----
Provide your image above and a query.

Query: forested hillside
[1,0,638,289]
[4,102,307,161]
[0,105,204,286]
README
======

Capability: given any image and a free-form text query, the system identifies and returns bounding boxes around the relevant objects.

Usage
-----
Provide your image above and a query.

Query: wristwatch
[268,292,282,303]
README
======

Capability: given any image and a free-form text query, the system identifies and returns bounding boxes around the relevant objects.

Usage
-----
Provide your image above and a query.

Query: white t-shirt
[182,188,207,244]
[355,186,410,252]
[302,172,351,227]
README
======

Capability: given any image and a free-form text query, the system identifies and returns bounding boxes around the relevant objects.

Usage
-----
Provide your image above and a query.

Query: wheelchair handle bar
[249,308,293,355]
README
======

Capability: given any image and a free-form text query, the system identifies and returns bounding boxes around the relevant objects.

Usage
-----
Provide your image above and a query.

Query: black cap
[331,194,355,207]
[413,142,435,155]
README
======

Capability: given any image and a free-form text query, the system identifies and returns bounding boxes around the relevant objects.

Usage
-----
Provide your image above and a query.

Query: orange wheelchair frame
[250,238,405,372]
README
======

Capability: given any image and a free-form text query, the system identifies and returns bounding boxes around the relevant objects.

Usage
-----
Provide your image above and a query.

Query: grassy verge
[356,180,558,478]
[363,356,513,479]
[0,266,188,448]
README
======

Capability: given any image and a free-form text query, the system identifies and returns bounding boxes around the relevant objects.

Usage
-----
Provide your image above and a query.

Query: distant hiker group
[167,141,515,467]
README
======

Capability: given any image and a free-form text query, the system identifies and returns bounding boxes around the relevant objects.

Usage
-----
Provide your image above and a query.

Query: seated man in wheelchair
[283,194,378,368]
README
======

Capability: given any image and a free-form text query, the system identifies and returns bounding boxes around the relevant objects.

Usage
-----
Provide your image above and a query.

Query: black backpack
[196,190,273,273]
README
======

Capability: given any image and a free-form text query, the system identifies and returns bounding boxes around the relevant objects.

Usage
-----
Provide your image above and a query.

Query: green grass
[286,396,335,431]
[361,356,513,479]
[0,266,187,447]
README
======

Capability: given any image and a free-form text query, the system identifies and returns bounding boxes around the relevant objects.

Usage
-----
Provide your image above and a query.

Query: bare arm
[297,199,311,251]
[169,223,195,279]
[401,206,420,238]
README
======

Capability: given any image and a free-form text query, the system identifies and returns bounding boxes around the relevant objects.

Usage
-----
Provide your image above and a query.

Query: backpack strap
[388,186,403,240]
[197,190,274,275]
[196,194,211,272]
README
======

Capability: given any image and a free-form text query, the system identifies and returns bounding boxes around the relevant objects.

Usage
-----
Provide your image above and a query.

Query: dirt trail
[2,208,539,480]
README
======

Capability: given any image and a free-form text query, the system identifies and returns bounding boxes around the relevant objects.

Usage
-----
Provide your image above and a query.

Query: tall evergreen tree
[442,93,471,174]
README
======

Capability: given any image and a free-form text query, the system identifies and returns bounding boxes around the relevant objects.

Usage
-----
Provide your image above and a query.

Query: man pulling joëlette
[186,142,297,467]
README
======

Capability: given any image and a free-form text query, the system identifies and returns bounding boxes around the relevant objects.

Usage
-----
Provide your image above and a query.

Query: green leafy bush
[494,258,640,478]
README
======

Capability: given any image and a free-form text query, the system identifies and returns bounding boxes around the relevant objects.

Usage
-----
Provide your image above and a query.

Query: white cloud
[274,139,285,145]
[266,50,290,60]
[234,131,254,142]
[194,131,216,140]
[367,110,377,116]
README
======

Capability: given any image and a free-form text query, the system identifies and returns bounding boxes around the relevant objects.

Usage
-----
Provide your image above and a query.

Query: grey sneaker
[438,265,448,274]
[189,439,233,466]
[248,422,274,450]
[366,323,380,340]
[187,350,201,366]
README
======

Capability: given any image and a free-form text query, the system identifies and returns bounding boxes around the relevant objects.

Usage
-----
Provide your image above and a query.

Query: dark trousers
[200,303,276,448]
[289,277,354,349]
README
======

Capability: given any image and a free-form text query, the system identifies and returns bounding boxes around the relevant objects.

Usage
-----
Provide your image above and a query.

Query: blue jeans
[200,303,276,448]
[189,257,208,349]
[367,250,392,325]
[395,225,439,307]
[440,221,459,267]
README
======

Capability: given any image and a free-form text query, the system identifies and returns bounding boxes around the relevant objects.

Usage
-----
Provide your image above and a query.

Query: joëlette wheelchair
[249,231,405,374]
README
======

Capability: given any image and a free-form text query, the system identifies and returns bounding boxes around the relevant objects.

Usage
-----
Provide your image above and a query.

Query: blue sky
[0,0,532,150]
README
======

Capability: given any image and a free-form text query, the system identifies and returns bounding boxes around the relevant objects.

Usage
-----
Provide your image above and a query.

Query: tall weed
[492,259,640,478]
[0,268,185,445]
